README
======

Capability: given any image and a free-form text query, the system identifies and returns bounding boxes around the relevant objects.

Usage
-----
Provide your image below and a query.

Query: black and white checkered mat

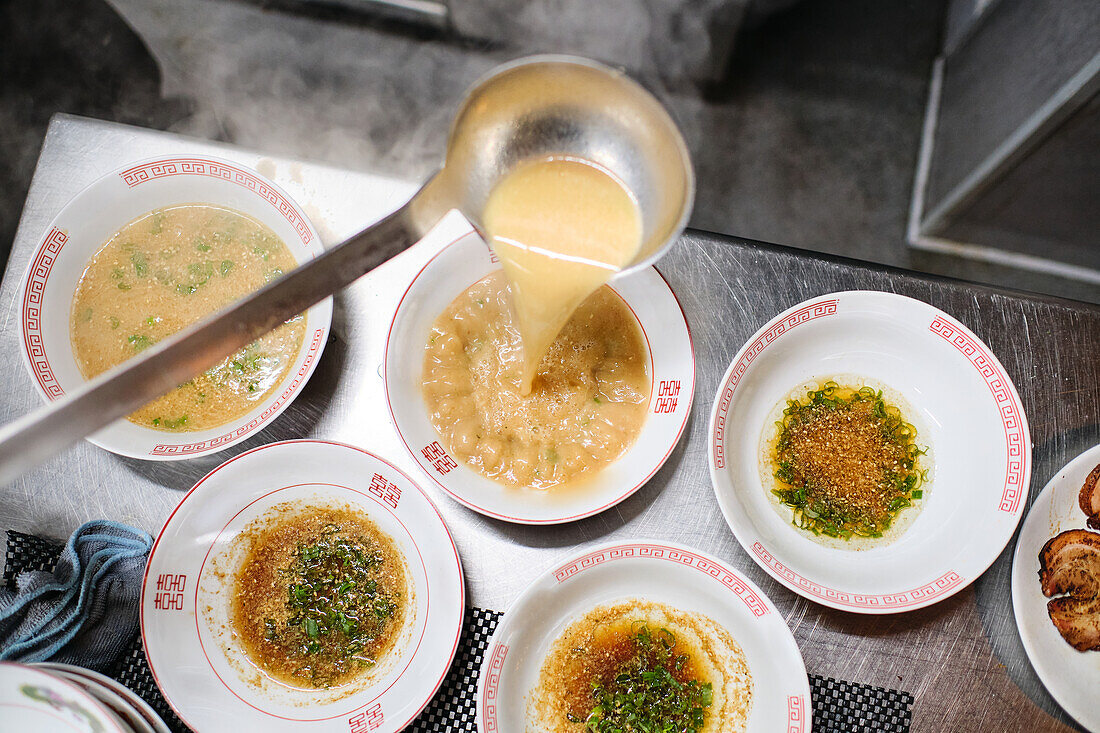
[5,531,913,732]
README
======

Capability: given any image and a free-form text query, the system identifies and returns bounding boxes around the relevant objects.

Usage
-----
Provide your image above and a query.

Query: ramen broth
[529,600,753,733]
[422,273,649,491]
[70,204,304,431]
[482,157,643,394]
[232,505,408,689]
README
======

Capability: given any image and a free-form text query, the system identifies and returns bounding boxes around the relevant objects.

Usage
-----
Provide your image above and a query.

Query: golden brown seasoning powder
[782,400,908,521]
[232,507,407,689]
[771,383,926,539]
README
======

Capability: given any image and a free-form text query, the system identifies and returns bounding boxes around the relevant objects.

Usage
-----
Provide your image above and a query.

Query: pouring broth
[482,157,643,394]
[422,273,649,491]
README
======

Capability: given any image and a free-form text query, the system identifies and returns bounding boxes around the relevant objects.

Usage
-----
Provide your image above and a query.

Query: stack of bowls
[0,661,169,733]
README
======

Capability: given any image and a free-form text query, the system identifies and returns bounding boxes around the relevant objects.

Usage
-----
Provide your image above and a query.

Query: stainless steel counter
[2,114,1099,732]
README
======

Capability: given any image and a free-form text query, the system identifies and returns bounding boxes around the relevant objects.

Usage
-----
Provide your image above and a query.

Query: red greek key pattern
[347,702,384,732]
[753,542,964,609]
[151,328,325,455]
[481,643,508,731]
[928,316,1028,514]
[654,379,681,413]
[788,695,806,733]
[22,227,69,399]
[554,544,769,617]
[421,441,458,475]
[368,472,401,509]
[712,300,838,468]
[153,573,187,611]
[119,158,312,245]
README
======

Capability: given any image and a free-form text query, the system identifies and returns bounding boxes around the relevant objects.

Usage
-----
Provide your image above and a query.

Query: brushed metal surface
[2,114,1098,732]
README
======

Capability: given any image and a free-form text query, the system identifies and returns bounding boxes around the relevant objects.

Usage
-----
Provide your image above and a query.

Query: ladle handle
[0,190,437,486]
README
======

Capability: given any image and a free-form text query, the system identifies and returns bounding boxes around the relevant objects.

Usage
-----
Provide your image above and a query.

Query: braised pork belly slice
[1038,529,1100,652]
[1047,596,1100,652]
[1080,463,1100,530]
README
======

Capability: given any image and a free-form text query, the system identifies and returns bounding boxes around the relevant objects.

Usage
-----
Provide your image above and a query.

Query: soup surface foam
[70,204,304,431]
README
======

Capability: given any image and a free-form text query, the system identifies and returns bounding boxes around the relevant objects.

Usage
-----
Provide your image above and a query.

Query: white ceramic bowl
[1011,443,1100,732]
[37,666,154,733]
[709,291,1031,613]
[477,540,811,732]
[34,663,170,733]
[140,440,464,732]
[384,232,695,524]
[0,661,131,733]
[18,154,332,460]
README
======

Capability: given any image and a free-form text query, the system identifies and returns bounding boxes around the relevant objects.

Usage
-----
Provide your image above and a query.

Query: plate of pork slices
[1011,442,1100,732]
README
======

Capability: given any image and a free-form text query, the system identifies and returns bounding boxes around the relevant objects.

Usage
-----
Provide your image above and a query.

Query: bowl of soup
[18,154,332,459]
[141,440,465,730]
[384,232,695,524]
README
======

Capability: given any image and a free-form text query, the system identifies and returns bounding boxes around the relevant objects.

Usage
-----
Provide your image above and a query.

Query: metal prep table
[2,114,1098,732]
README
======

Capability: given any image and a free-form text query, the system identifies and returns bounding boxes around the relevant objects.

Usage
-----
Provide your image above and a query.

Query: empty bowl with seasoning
[708,290,1031,613]
[141,440,464,732]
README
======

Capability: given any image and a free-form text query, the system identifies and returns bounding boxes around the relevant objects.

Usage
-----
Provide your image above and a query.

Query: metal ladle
[0,55,695,485]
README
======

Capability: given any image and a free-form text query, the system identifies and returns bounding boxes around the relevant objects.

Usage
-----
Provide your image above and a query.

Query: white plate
[385,233,695,524]
[0,661,131,733]
[1011,443,1100,732]
[477,540,811,732]
[18,154,332,460]
[709,291,1031,613]
[140,440,464,732]
[34,663,169,733]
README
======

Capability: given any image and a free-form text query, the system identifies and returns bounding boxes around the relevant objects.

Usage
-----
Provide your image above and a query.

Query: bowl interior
[21,156,331,459]
[384,232,695,524]
[196,483,426,714]
[711,292,1030,611]
[480,542,809,732]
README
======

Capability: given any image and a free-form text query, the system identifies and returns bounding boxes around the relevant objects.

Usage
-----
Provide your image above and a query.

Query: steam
[106,0,495,183]
[104,0,720,185]
[100,0,954,285]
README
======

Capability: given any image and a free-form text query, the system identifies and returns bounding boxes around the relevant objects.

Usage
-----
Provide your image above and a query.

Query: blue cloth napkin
[0,521,152,671]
